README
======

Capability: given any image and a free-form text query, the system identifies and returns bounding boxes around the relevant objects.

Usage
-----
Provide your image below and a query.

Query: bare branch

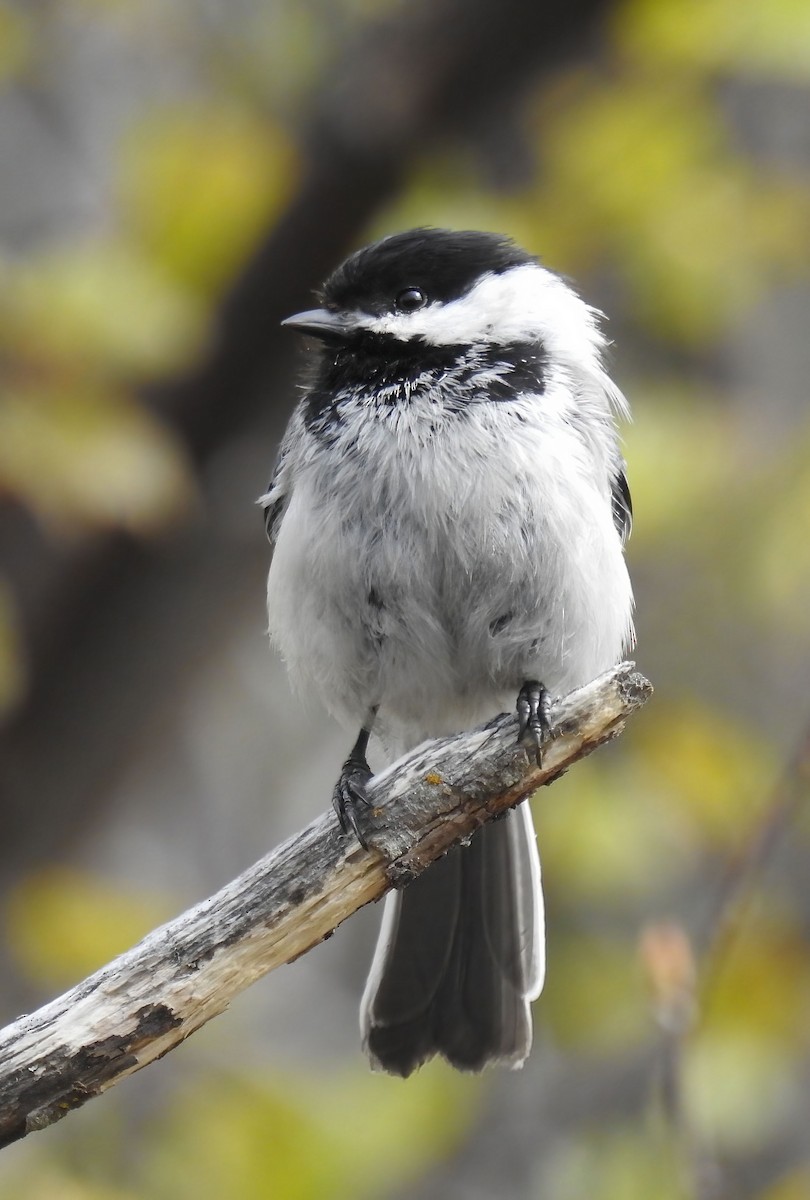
[699,720,810,980]
[0,663,651,1149]
[639,720,810,1200]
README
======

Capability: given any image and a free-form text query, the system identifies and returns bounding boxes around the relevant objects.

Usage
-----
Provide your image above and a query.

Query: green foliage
[702,908,810,1053]
[619,0,810,80]
[0,383,194,533]
[548,1124,687,1200]
[542,927,652,1052]
[0,1171,137,1200]
[634,700,775,848]
[118,105,297,295]
[0,68,297,544]
[380,0,810,345]
[621,388,741,548]
[744,431,810,624]
[5,867,175,986]
[3,0,810,1196]
[0,2,30,80]
[538,753,690,904]
[1,1020,477,1200]
[141,1068,477,1200]
[0,240,203,378]
[626,392,810,641]
[762,1169,810,1200]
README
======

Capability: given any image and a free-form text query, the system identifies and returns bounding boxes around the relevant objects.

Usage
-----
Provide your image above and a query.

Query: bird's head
[282,227,609,377]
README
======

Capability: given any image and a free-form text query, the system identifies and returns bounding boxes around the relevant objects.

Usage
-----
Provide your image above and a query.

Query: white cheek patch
[356,262,610,376]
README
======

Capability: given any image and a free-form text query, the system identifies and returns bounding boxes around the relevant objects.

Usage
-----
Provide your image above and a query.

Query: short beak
[281,307,357,343]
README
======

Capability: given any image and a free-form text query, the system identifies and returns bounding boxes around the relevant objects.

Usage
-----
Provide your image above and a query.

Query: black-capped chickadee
[262,228,634,1077]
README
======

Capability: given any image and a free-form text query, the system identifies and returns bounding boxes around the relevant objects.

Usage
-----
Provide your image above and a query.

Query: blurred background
[1,0,809,1196]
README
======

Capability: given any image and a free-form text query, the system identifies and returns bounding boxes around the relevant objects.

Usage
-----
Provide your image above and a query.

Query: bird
[261,227,634,1077]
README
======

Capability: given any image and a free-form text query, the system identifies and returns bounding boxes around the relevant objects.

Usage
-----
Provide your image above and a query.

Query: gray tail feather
[360,802,545,1077]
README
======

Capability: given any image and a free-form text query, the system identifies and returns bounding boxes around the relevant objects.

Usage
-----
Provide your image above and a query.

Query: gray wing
[259,406,304,545]
[261,470,289,544]
[611,465,633,543]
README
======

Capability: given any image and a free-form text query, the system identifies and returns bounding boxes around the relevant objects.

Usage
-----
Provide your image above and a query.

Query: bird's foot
[332,754,373,849]
[516,679,552,765]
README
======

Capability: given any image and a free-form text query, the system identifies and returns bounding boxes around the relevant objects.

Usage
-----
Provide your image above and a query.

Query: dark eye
[395,287,426,313]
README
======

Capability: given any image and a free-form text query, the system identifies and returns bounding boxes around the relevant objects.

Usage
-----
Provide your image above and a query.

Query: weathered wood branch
[0,663,651,1149]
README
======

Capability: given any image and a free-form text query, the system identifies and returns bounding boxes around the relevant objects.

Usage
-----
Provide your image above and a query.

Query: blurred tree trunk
[0,0,614,881]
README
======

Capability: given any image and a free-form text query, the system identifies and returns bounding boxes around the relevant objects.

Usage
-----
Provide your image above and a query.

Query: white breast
[266,383,633,744]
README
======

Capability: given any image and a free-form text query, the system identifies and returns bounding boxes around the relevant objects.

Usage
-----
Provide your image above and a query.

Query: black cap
[321,228,535,316]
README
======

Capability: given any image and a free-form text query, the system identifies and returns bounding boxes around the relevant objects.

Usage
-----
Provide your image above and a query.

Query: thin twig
[641,716,810,1200]
[699,720,810,984]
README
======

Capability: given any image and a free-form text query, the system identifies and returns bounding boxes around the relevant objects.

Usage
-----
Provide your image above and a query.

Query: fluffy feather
[263,231,634,1074]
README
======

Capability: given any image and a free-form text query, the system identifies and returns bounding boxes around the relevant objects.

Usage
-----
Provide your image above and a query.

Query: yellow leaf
[0,385,195,534]
[684,1029,800,1151]
[0,3,30,80]
[618,0,810,82]
[0,240,204,377]
[144,1067,477,1200]
[529,76,810,341]
[119,105,298,293]
[543,931,650,1053]
[537,752,690,902]
[761,1169,810,1200]
[548,1126,686,1200]
[747,428,810,625]
[621,387,740,547]
[702,911,810,1044]
[636,700,774,847]
[0,1167,138,1200]
[6,867,174,987]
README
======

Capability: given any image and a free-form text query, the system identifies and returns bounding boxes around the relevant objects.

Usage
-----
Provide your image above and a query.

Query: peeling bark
[0,663,651,1148]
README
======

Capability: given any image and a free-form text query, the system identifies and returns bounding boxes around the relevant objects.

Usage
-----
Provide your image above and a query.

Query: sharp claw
[516,679,553,765]
[332,760,373,849]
